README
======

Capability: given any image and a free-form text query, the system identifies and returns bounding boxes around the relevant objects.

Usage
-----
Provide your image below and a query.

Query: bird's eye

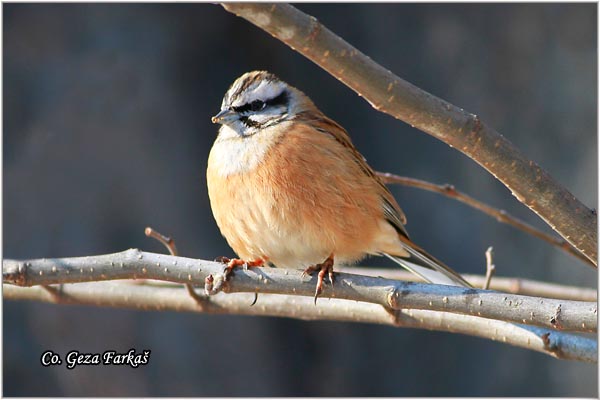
[250,100,265,112]
[232,99,267,114]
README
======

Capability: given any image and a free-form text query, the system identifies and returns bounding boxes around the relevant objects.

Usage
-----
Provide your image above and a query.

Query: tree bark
[4,250,597,333]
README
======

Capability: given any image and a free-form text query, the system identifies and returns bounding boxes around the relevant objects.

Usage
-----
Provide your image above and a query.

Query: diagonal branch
[4,282,596,363]
[3,250,597,333]
[220,3,597,265]
[377,172,592,266]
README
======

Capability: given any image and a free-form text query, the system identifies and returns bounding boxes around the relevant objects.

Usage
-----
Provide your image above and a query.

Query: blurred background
[4,3,597,396]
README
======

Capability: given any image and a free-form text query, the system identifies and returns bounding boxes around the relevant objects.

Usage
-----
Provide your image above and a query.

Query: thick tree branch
[3,250,596,333]
[4,282,596,363]
[220,3,597,265]
[377,172,592,266]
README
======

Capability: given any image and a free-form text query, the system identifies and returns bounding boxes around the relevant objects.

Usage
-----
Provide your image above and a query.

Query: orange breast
[207,122,390,268]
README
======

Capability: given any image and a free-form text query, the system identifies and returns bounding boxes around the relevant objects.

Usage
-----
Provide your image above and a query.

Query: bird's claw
[303,255,335,304]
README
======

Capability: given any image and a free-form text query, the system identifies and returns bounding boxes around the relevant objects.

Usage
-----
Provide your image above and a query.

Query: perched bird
[207,71,471,299]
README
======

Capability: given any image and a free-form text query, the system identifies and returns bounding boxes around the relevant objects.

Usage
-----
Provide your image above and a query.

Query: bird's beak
[211,109,239,124]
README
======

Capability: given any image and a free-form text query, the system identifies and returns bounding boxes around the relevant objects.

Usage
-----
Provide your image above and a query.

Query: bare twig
[378,172,592,266]
[4,282,596,363]
[3,251,596,333]
[144,227,178,256]
[220,3,597,265]
[144,226,207,307]
[338,266,597,302]
[484,247,496,290]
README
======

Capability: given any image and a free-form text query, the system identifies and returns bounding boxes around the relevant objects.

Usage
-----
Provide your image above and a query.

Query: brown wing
[298,111,410,239]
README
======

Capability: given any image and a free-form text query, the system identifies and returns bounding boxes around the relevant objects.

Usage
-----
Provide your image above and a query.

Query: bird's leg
[302,254,335,303]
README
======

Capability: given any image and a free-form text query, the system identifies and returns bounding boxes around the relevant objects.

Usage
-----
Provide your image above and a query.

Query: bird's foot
[206,256,264,301]
[215,256,265,280]
[302,254,335,304]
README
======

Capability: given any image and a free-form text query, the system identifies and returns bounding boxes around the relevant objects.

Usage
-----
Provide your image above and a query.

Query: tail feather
[383,241,471,288]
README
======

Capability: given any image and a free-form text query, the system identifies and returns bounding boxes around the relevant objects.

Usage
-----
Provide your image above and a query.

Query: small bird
[207,71,471,299]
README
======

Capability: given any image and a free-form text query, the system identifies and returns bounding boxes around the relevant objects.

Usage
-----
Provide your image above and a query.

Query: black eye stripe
[265,91,288,108]
[233,91,289,114]
[233,101,260,114]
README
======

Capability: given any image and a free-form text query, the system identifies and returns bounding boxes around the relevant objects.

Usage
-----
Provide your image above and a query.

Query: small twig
[483,247,496,290]
[184,282,207,305]
[204,272,228,296]
[377,172,592,266]
[144,227,178,256]
[4,282,596,363]
[144,226,206,307]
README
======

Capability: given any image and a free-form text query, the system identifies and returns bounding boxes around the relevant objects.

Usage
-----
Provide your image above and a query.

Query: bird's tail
[383,238,472,287]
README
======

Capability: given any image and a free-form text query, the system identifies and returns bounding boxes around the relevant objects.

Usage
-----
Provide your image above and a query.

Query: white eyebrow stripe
[234,81,286,107]
[252,80,285,101]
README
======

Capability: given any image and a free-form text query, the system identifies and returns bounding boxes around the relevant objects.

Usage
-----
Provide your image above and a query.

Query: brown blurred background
[4,3,597,396]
